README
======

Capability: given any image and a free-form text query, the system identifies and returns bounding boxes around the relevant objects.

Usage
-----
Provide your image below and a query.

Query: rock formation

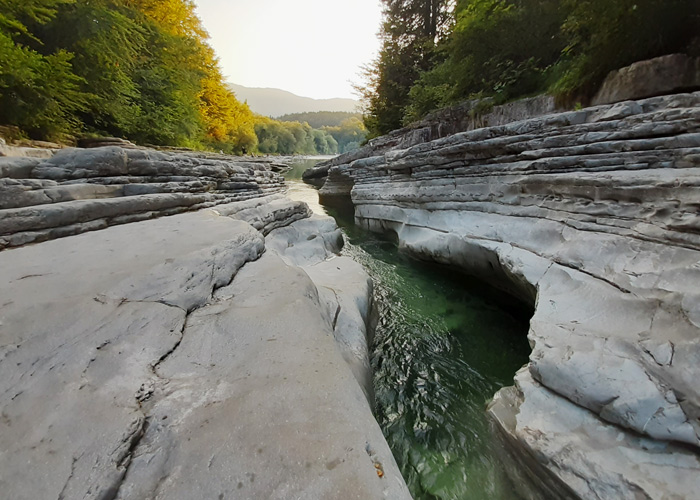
[302,95,560,183]
[0,147,411,499]
[592,53,700,106]
[0,147,286,249]
[313,91,700,498]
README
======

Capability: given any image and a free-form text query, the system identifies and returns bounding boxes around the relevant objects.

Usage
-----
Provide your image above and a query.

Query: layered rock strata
[0,146,285,249]
[0,150,411,498]
[302,95,559,182]
[317,91,700,498]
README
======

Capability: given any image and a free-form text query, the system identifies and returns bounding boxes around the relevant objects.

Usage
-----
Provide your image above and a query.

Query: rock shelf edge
[0,148,412,499]
[314,90,700,499]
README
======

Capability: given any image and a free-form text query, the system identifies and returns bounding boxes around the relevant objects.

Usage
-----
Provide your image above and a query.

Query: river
[284,158,530,500]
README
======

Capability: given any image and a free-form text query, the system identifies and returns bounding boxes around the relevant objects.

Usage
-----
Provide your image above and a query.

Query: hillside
[277,111,362,129]
[228,84,359,117]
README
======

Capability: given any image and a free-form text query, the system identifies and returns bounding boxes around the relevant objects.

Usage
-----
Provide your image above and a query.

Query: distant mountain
[228,83,359,118]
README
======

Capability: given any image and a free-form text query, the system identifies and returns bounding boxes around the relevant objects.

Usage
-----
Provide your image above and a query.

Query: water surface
[286,159,530,500]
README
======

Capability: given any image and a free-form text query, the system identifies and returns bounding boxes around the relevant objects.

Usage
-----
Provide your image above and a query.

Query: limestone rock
[0,143,56,159]
[324,91,700,498]
[264,212,374,401]
[77,136,139,149]
[593,54,700,106]
[0,146,287,249]
[0,200,410,499]
[304,95,560,183]
[488,368,700,500]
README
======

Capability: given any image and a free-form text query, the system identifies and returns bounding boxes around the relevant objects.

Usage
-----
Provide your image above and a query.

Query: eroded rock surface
[303,95,560,183]
[0,146,285,249]
[0,148,410,498]
[318,91,700,498]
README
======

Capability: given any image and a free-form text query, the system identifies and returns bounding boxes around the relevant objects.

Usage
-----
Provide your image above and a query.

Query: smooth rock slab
[0,207,410,499]
[118,253,404,499]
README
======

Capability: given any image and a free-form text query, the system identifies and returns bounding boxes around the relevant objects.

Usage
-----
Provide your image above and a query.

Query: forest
[2,1,698,151]
[0,0,349,155]
[360,0,700,137]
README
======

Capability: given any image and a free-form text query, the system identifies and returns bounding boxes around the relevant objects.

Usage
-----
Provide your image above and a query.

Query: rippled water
[285,159,531,500]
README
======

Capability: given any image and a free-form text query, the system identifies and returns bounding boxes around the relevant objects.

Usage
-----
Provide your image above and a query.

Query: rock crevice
[318,91,700,498]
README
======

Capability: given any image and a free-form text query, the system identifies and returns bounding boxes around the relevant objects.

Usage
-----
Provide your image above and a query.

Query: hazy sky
[193,0,383,100]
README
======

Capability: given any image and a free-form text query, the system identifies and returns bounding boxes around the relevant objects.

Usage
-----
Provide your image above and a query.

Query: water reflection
[283,157,332,216]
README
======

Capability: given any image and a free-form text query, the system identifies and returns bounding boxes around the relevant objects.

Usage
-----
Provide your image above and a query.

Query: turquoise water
[285,160,531,499]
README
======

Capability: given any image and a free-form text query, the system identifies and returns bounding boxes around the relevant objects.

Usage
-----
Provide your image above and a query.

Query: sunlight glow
[193,0,383,100]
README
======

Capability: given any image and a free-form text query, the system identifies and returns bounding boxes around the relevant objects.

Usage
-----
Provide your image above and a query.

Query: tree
[405,0,566,120]
[37,0,148,137]
[553,0,700,99]
[359,0,454,137]
[0,0,261,152]
[323,117,367,153]
[0,0,89,139]
[368,0,699,128]
[277,111,362,129]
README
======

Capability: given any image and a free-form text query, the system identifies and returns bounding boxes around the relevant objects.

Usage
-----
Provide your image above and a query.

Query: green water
[285,160,531,500]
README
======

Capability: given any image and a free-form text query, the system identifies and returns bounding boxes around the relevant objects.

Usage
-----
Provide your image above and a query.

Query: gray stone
[305,95,561,183]
[488,368,700,500]
[0,202,410,499]
[0,144,55,159]
[0,146,287,248]
[326,90,700,498]
[593,54,700,106]
[0,157,40,179]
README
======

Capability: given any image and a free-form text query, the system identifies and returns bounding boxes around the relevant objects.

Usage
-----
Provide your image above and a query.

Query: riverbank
[288,159,533,499]
[0,147,411,498]
[307,89,700,498]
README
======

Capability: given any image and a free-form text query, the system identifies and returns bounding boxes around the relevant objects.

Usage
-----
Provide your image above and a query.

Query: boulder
[593,54,700,105]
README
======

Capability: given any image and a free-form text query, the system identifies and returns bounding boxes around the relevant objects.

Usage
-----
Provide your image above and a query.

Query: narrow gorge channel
[286,158,532,499]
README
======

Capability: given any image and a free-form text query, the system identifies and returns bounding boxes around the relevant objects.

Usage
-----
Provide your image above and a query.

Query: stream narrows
[285,159,531,500]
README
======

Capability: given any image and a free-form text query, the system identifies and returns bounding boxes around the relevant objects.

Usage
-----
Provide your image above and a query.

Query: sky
[193,0,383,100]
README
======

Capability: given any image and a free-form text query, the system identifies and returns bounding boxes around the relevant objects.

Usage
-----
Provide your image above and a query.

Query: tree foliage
[358,0,454,138]
[322,117,367,153]
[277,111,362,129]
[552,0,700,97]
[0,0,88,139]
[361,0,700,132]
[0,0,261,152]
[254,117,338,156]
[261,112,366,155]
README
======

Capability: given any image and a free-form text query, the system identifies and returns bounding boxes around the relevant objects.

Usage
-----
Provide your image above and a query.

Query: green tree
[0,0,261,152]
[0,0,88,139]
[405,0,566,120]
[36,0,147,137]
[359,0,454,137]
[323,117,367,153]
[277,111,362,129]
[310,128,338,155]
[253,116,340,155]
[373,0,699,127]
[552,0,700,98]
